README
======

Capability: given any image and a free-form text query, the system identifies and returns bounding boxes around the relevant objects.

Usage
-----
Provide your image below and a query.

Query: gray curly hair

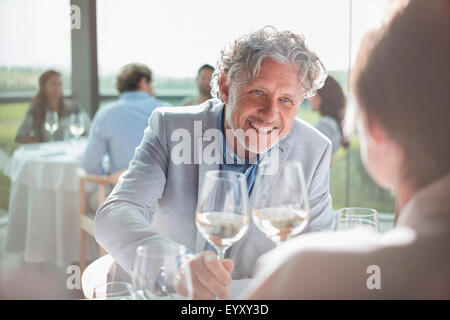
[211,26,327,100]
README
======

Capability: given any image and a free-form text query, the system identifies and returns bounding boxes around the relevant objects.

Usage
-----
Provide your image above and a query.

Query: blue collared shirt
[217,105,262,194]
[202,105,263,253]
[82,91,170,175]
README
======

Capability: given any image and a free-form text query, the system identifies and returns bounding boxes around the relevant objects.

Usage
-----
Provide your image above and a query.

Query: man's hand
[176,251,234,299]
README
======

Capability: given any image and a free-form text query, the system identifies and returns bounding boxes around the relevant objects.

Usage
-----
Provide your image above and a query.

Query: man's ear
[218,73,229,103]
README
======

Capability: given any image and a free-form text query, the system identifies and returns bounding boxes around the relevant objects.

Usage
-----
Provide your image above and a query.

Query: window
[97,0,350,100]
[0,0,73,213]
[0,0,72,97]
[344,0,395,213]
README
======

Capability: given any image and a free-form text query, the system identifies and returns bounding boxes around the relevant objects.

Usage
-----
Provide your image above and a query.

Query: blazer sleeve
[94,109,180,273]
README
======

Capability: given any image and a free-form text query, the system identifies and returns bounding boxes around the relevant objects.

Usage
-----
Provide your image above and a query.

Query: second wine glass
[69,113,85,139]
[195,170,251,260]
[334,207,379,231]
[252,161,310,246]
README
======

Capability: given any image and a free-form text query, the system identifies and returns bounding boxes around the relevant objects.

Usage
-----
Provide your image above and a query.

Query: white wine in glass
[69,113,85,139]
[195,170,250,260]
[45,110,59,141]
[252,161,310,245]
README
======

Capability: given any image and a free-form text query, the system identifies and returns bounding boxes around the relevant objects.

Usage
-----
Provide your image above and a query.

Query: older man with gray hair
[94,26,334,300]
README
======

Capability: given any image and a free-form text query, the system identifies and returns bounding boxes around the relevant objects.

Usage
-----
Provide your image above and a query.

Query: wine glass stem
[217,249,226,261]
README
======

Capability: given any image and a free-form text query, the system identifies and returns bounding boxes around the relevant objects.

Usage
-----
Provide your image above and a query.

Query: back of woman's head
[316,76,349,148]
[352,0,450,189]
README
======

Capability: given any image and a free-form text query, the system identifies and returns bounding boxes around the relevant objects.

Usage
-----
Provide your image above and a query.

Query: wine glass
[334,207,379,231]
[132,243,193,300]
[69,113,85,140]
[93,282,134,300]
[252,161,310,246]
[195,170,251,260]
[45,110,59,141]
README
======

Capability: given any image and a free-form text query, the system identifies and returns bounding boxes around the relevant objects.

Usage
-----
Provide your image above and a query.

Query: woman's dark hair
[115,63,152,93]
[316,76,349,149]
[31,70,65,139]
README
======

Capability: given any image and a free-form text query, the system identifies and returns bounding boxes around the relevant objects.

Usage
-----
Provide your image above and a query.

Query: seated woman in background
[245,0,449,299]
[15,70,90,144]
[309,75,349,154]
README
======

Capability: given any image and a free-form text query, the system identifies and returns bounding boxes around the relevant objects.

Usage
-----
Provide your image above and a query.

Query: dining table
[81,254,252,300]
[3,138,99,267]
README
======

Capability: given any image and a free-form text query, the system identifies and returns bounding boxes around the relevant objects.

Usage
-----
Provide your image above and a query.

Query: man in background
[82,63,170,176]
[182,64,214,106]
[82,63,170,211]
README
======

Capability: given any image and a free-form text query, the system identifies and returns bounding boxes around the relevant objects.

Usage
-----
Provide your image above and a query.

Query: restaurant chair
[77,167,126,272]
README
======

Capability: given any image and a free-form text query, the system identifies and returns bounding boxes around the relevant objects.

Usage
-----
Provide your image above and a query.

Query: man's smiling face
[220,58,306,155]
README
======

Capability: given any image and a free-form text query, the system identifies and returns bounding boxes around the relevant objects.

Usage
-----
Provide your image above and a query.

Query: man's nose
[259,98,279,123]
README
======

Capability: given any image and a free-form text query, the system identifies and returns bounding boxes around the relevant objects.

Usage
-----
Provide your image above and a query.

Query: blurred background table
[3,139,98,267]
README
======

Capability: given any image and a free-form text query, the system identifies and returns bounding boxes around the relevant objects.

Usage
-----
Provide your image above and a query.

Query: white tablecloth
[4,139,98,267]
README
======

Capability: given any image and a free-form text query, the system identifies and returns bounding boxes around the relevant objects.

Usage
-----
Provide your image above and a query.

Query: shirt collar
[120,91,151,100]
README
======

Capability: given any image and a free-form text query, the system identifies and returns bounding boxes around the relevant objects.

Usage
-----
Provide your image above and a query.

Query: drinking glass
[132,243,193,300]
[195,170,251,260]
[252,161,310,246]
[334,207,379,231]
[45,110,59,141]
[69,113,85,139]
[93,282,133,300]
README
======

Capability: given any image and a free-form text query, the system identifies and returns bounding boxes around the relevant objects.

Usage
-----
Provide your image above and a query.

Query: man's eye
[253,89,263,95]
[281,97,292,103]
